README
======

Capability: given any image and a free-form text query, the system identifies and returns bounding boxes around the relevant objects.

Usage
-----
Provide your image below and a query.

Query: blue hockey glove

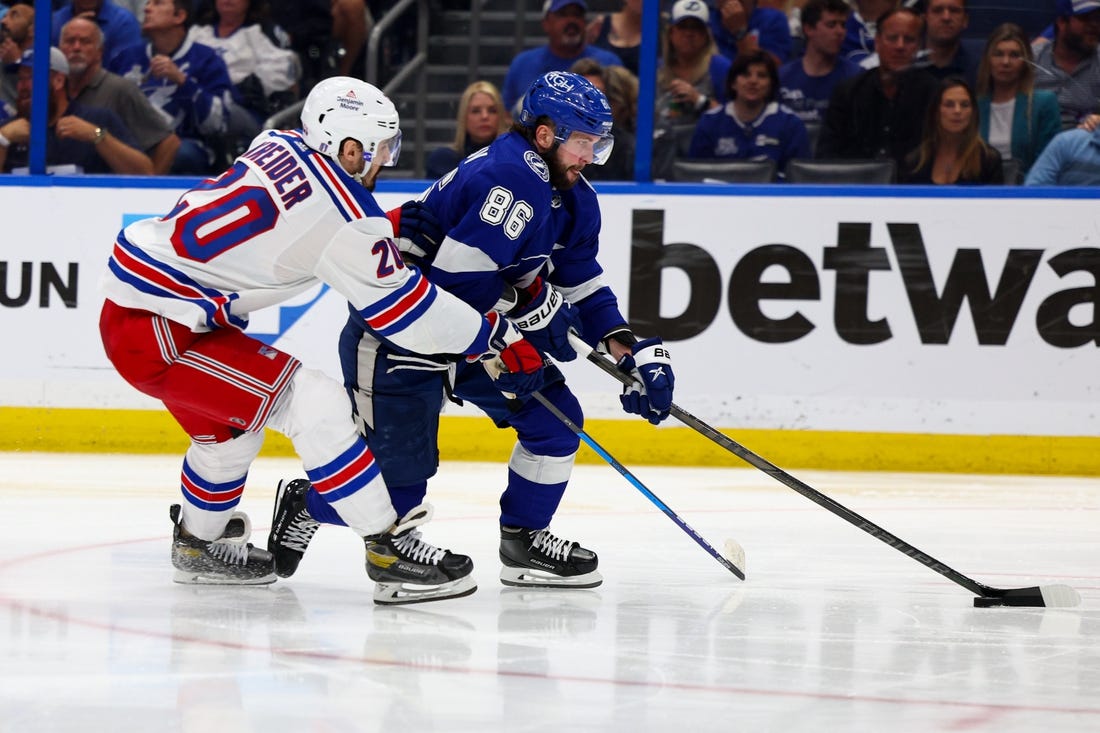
[509,278,583,362]
[386,200,442,260]
[468,312,545,398]
[616,337,674,425]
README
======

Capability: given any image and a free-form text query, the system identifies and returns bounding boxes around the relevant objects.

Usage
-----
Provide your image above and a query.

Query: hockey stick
[567,332,1081,609]
[527,389,745,580]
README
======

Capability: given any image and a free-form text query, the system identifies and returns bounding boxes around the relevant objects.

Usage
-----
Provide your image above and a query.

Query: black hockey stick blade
[567,332,1081,609]
[973,584,1081,608]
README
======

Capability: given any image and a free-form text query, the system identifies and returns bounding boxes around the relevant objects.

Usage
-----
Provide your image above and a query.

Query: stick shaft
[528,389,745,579]
[567,333,1004,598]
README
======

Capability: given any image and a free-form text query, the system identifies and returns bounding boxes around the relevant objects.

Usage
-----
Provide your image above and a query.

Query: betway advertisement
[1,181,1096,436]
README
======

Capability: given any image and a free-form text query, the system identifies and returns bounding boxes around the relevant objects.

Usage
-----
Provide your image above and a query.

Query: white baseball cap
[671,0,710,26]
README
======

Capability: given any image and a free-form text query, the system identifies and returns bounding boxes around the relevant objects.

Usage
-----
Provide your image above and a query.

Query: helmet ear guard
[300,76,402,168]
[518,71,615,165]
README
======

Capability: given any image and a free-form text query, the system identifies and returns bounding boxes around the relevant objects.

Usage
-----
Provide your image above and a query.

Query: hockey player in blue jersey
[269,71,676,589]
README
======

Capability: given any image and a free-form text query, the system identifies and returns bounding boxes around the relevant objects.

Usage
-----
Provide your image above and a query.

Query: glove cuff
[384,206,401,236]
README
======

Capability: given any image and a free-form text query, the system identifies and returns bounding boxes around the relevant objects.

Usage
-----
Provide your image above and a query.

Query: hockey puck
[973,597,1003,608]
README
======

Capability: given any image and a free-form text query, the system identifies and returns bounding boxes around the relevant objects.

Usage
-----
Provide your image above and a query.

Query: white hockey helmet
[300,76,402,168]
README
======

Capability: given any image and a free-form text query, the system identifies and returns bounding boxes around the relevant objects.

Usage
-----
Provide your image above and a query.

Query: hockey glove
[386,200,442,260]
[509,277,583,362]
[616,337,675,425]
[468,312,544,398]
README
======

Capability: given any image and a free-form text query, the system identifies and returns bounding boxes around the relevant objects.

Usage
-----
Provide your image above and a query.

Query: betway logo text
[628,210,1097,347]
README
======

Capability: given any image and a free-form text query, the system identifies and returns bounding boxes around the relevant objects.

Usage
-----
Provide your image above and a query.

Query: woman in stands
[688,50,810,175]
[424,80,509,180]
[974,22,1060,183]
[901,76,1004,185]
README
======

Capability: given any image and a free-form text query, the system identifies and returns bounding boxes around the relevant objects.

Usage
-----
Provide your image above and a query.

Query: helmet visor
[372,130,402,167]
[557,131,615,166]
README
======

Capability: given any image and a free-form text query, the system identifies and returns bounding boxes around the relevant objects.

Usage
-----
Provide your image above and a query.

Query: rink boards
[2,176,1099,474]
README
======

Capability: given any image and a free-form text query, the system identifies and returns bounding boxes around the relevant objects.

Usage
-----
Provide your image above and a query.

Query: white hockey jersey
[101,129,490,357]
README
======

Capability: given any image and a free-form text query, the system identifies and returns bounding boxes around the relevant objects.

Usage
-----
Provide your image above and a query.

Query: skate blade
[373,575,478,605]
[173,569,277,586]
[499,566,603,589]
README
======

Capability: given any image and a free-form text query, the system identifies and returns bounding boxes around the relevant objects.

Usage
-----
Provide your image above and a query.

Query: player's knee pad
[266,367,359,459]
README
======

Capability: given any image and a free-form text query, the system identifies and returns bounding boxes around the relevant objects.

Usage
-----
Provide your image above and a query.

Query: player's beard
[545,146,581,190]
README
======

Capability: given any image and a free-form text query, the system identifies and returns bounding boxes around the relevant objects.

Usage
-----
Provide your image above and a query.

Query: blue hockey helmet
[518,71,615,164]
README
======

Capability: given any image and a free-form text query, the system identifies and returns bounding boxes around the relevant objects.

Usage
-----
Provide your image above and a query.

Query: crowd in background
[2,0,1099,185]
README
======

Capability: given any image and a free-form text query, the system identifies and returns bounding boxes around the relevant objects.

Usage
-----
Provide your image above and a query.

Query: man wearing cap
[0,47,153,174]
[501,0,624,114]
[61,16,179,173]
[1033,0,1100,130]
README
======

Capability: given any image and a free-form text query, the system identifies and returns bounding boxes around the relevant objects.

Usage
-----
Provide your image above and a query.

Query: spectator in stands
[779,0,860,125]
[190,0,301,135]
[62,16,180,174]
[818,7,938,169]
[571,57,638,180]
[501,0,623,114]
[1032,0,1100,129]
[0,47,152,174]
[840,0,894,64]
[900,76,1003,183]
[109,0,237,174]
[586,0,640,77]
[1024,120,1100,184]
[975,22,1060,180]
[688,50,811,173]
[657,0,731,129]
[921,0,984,88]
[1,1,33,106]
[710,0,793,66]
[424,80,508,179]
[51,0,143,67]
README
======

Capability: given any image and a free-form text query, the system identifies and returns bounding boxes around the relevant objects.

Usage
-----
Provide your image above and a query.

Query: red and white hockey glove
[468,312,544,398]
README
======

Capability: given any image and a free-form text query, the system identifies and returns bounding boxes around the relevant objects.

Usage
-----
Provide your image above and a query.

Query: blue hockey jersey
[108,37,236,141]
[419,131,627,344]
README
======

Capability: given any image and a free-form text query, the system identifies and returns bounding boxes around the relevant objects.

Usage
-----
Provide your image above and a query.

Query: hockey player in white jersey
[99,77,544,604]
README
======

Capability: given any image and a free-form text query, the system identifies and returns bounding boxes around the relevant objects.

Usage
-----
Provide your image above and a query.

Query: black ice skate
[499,525,603,588]
[267,478,320,578]
[170,504,276,585]
[365,504,477,605]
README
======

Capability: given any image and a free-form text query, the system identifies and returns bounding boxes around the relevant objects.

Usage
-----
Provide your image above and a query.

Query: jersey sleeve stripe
[108,234,246,330]
[357,271,438,336]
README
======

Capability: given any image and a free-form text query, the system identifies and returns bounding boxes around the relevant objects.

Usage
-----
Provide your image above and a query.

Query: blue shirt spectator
[51,0,142,67]
[108,0,237,173]
[501,0,623,113]
[778,0,861,124]
[1024,125,1100,184]
[689,50,810,173]
[710,0,792,65]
